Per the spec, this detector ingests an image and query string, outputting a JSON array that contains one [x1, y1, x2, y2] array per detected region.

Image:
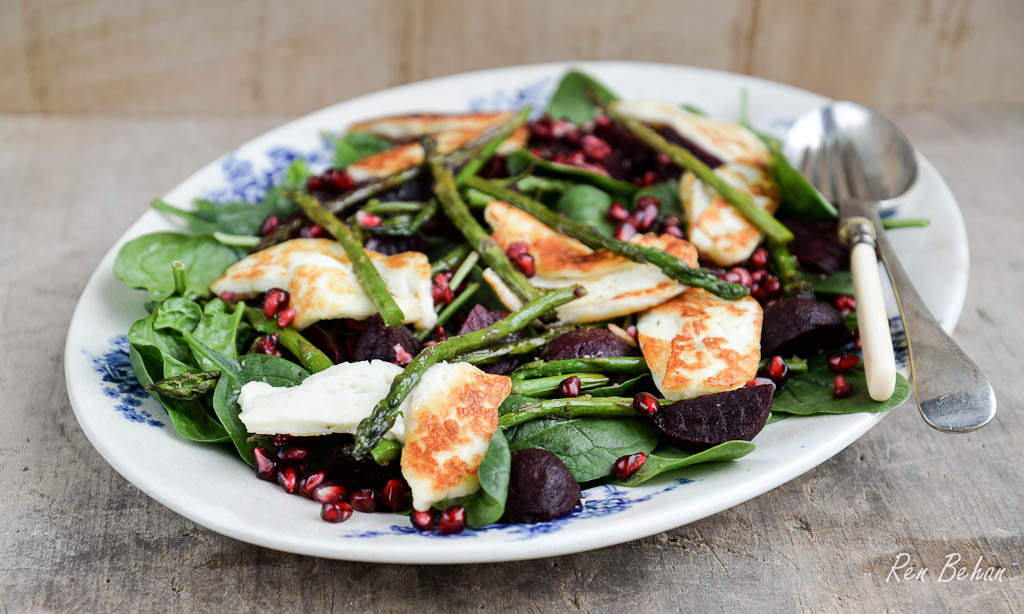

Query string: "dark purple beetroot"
[[501, 449, 581, 524], [350, 315, 422, 363], [363, 233, 429, 256], [652, 383, 775, 452], [761, 298, 853, 356], [457, 305, 521, 375], [301, 324, 346, 364], [539, 328, 637, 361], [783, 220, 848, 274], [326, 442, 403, 490]]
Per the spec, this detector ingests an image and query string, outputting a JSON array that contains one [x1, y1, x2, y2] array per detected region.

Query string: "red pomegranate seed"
[[393, 344, 413, 367], [612, 452, 647, 481], [438, 505, 467, 535], [625, 324, 637, 340], [515, 253, 536, 278], [325, 168, 355, 191], [761, 355, 789, 385], [725, 267, 753, 287], [252, 446, 277, 481], [551, 120, 577, 140], [656, 152, 671, 165], [566, 151, 587, 167], [313, 484, 347, 504], [636, 196, 661, 210], [834, 295, 857, 313], [606, 202, 630, 224], [381, 479, 407, 512], [642, 171, 657, 186], [746, 376, 776, 388], [639, 203, 659, 231], [350, 488, 377, 513], [751, 269, 768, 284], [276, 307, 296, 328], [306, 176, 324, 192], [827, 353, 861, 374], [321, 502, 354, 523], [833, 374, 853, 399], [255, 333, 282, 356], [431, 272, 453, 305], [277, 446, 309, 464], [581, 135, 612, 161], [411, 510, 436, 532], [271, 434, 292, 447], [614, 222, 637, 241], [763, 275, 782, 298], [356, 210, 382, 227], [259, 215, 280, 237], [219, 291, 239, 304], [299, 470, 327, 498], [559, 375, 582, 398], [277, 466, 299, 494], [751, 283, 767, 303], [663, 225, 683, 238], [506, 241, 529, 260], [749, 247, 770, 270], [299, 224, 325, 238], [594, 115, 612, 128], [263, 288, 289, 317], [632, 392, 660, 416]]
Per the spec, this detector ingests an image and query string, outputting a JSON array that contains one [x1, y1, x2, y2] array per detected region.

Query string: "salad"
[[113, 70, 915, 536]]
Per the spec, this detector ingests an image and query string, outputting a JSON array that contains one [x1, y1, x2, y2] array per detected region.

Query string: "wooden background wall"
[[3, 0, 1021, 115]]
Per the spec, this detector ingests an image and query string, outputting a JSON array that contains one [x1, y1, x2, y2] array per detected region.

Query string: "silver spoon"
[[784, 101, 996, 433]]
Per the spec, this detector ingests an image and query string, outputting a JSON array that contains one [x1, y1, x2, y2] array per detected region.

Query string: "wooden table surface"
[[1, 108, 1021, 612]]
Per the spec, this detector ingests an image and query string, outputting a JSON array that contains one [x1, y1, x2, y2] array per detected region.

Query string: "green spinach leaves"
[[612, 441, 756, 486], [546, 70, 620, 124], [114, 232, 241, 302], [772, 357, 911, 416]]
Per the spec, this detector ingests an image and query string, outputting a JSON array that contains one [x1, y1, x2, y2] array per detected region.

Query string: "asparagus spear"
[[244, 307, 334, 373], [293, 192, 406, 327], [463, 177, 749, 300], [415, 281, 481, 342], [455, 108, 529, 185], [498, 395, 658, 429], [356, 200, 437, 237], [429, 146, 541, 304], [511, 372, 609, 396], [511, 356, 649, 380], [146, 370, 221, 400], [767, 239, 814, 298], [603, 103, 794, 245], [430, 244, 472, 275], [457, 325, 577, 365], [352, 285, 584, 456]]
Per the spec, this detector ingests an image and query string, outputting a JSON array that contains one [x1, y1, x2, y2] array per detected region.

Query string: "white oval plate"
[[64, 61, 968, 564]]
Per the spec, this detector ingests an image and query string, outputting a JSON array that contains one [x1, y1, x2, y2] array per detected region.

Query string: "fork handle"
[[841, 218, 896, 400]]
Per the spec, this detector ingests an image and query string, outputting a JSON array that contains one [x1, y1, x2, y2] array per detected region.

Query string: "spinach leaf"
[[186, 333, 309, 464], [128, 312, 197, 378], [546, 70, 620, 124], [190, 299, 248, 369], [611, 441, 756, 486], [128, 345, 229, 442], [766, 412, 789, 424], [114, 232, 241, 302], [632, 180, 682, 216], [332, 131, 392, 169], [153, 297, 203, 333], [458, 431, 511, 527], [555, 184, 614, 236], [767, 141, 838, 221], [587, 374, 648, 397], [803, 270, 854, 296], [507, 417, 658, 482], [506, 149, 638, 197], [772, 357, 911, 415]]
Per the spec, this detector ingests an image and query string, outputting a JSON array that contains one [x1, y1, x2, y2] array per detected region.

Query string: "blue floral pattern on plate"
[[88, 335, 163, 428]]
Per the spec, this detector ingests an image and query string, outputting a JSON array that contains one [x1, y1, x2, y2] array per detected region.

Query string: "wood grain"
[[3, 0, 1023, 114], [0, 108, 1021, 611]]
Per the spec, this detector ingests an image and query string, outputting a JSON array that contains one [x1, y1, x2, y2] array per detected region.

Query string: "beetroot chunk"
[[784, 220, 848, 274], [502, 449, 581, 524], [653, 384, 775, 452], [539, 328, 637, 361], [350, 315, 422, 363], [458, 305, 521, 375], [761, 298, 852, 356]]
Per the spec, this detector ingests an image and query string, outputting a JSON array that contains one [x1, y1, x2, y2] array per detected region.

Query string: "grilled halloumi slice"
[[483, 201, 699, 323], [400, 362, 511, 511], [680, 162, 781, 266], [209, 238, 436, 330], [637, 288, 762, 401], [613, 100, 770, 166], [237, 360, 407, 440]]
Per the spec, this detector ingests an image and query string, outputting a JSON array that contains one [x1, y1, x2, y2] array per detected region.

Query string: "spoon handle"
[[857, 201, 997, 432]]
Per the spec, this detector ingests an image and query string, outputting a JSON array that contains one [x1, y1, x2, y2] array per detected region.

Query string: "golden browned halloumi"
[[680, 162, 781, 266], [613, 100, 770, 166], [483, 200, 698, 323], [209, 238, 435, 330], [349, 112, 516, 140], [400, 362, 511, 511], [636, 288, 763, 400]]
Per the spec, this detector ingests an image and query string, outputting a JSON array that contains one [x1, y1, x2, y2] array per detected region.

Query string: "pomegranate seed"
[[638, 204, 659, 231], [431, 272, 453, 304], [252, 447, 277, 481], [550, 120, 577, 140], [642, 171, 657, 186], [747, 376, 776, 388], [276, 307, 296, 328], [761, 355, 789, 385], [595, 115, 612, 128], [393, 344, 413, 367], [381, 479, 407, 512], [259, 215, 280, 237], [321, 502, 354, 523], [299, 224, 325, 238], [725, 267, 753, 287], [438, 505, 467, 535], [559, 375, 582, 398], [255, 333, 281, 356], [530, 117, 553, 139], [277, 446, 309, 464], [751, 283, 767, 303], [625, 324, 637, 339], [606, 202, 630, 224], [306, 176, 324, 192], [566, 151, 587, 167], [356, 210, 382, 227], [632, 392, 660, 416], [324, 168, 355, 191], [411, 510, 436, 532], [218, 291, 239, 304], [515, 253, 536, 278], [834, 295, 857, 313], [763, 275, 782, 298], [263, 288, 289, 318], [612, 452, 647, 481], [750, 247, 770, 270], [506, 241, 529, 259], [350, 488, 377, 513], [581, 135, 612, 161], [277, 466, 299, 494], [751, 269, 769, 284], [833, 374, 854, 399], [313, 484, 347, 504], [636, 196, 661, 210], [300, 471, 327, 498], [827, 353, 861, 374], [271, 434, 292, 447], [656, 152, 671, 165], [614, 222, 637, 241], [663, 225, 684, 238]]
